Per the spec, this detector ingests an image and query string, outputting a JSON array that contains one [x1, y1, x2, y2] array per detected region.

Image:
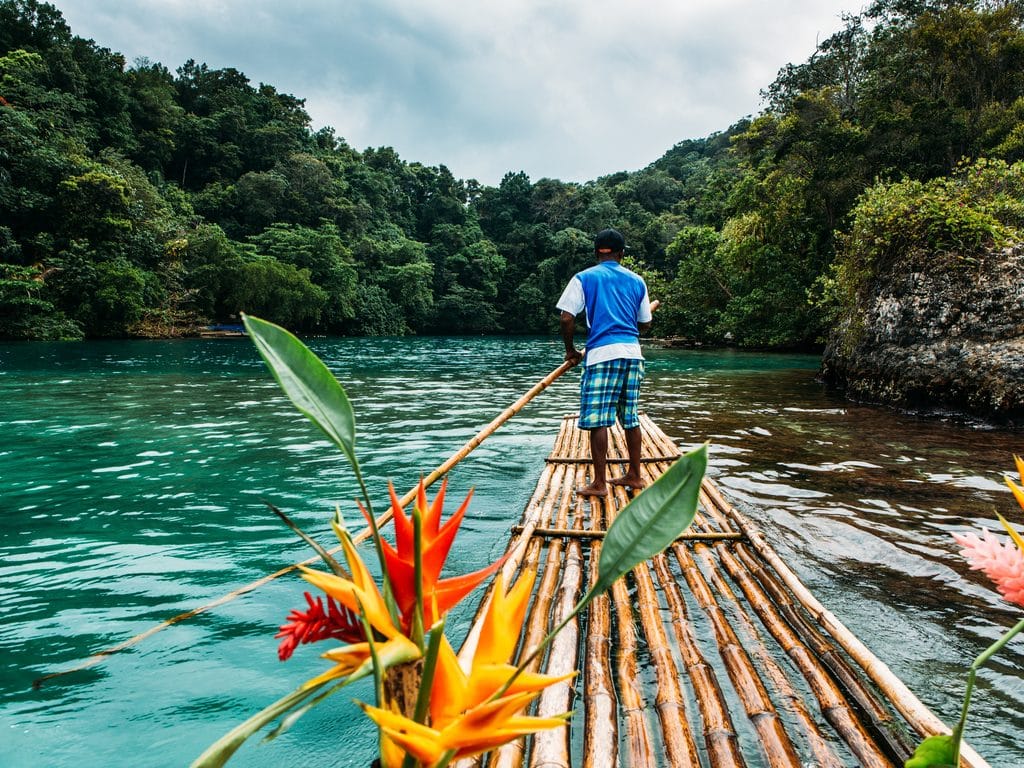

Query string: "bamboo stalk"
[[692, 543, 844, 768], [510, 526, 744, 542], [651, 553, 748, 768], [530, 504, 584, 768], [701, 481, 991, 768], [582, 538, 618, 768], [487, 457, 579, 768], [605, 503, 657, 767], [35, 363, 587, 687], [544, 456, 681, 464], [711, 543, 893, 768], [673, 543, 802, 767], [732, 544, 915, 762], [630, 552, 701, 768]]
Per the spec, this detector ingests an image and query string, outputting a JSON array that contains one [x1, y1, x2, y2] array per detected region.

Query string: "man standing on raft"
[[557, 228, 653, 498]]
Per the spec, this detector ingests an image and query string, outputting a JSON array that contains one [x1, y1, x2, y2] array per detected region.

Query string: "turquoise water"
[[1, 337, 1022, 766]]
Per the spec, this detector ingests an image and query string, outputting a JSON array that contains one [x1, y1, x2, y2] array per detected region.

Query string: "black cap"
[[594, 228, 625, 254]]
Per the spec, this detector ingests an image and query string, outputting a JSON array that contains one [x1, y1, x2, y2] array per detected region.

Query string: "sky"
[[55, 0, 862, 186]]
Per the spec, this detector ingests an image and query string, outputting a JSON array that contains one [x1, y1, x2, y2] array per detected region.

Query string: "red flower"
[[365, 478, 504, 629], [275, 591, 364, 661]]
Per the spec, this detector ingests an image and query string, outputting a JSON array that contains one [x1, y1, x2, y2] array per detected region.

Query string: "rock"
[[820, 244, 1024, 424]]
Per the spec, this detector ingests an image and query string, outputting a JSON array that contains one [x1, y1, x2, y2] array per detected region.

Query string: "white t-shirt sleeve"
[[556, 277, 585, 316], [637, 287, 652, 323]]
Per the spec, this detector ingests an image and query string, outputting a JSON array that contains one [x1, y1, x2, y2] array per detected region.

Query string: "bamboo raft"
[[454, 413, 990, 768]]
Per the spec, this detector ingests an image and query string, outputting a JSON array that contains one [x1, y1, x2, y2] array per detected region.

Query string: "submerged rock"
[[820, 244, 1024, 424]]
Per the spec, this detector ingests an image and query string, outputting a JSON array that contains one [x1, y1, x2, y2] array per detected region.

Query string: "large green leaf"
[[190, 680, 329, 768], [591, 443, 707, 596], [904, 734, 956, 768], [242, 314, 357, 467]]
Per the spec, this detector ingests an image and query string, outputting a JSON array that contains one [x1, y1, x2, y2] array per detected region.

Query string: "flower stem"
[[951, 617, 1024, 765], [412, 506, 426, 650], [351, 463, 400, 624]]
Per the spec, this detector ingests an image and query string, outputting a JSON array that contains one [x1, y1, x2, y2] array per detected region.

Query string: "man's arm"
[[561, 311, 582, 364]]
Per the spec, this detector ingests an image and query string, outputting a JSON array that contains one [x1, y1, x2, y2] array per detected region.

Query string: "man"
[[557, 228, 652, 497]]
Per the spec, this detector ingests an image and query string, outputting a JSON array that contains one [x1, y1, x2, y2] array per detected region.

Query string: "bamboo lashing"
[[511, 526, 744, 541]]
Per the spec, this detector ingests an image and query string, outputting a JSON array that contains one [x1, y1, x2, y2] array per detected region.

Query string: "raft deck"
[[457, 414, 988, 768]]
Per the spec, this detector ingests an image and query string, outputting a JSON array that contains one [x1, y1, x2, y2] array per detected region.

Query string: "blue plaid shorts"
[[579, 358, 645, 430]]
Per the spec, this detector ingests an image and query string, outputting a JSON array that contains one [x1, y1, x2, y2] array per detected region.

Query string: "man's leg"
[[609, 359, 646, 490], [577, 426, 608, 497], [610, 425, 645, 490]]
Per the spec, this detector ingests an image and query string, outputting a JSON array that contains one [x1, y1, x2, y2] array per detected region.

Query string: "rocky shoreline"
[[820, 244, 1024, 426]]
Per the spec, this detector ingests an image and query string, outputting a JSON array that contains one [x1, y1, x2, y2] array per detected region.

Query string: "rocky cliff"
[[820, 244, 1024, 424]]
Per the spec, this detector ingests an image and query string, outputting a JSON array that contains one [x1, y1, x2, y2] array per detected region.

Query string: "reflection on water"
[[1, 338, 1021, 767]]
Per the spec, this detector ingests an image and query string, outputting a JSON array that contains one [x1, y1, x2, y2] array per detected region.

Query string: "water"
[[1, 338, 1021, 767]]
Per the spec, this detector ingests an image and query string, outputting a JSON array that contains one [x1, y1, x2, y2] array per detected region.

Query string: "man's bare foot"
[[609, 475, 646, 490], [575, 482, 608, 498]]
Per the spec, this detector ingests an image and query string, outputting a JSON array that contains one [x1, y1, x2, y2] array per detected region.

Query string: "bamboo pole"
[[530, 494, 585, 768], [488, 464, 576, 768], [35, 358, 589, 688], [605, 510, 657, 766], [510, 526, 744, 542], [692, 543, 844, 768], [672, 542, 802, 767], [629, 548, 701, 768], [582, 527, 618, 768], [732, 544, 915, 762], [651, 553, 747, 768], [702, 481, 991, 768], [711, 543, 893, 768], [457, 421, 576, 670]]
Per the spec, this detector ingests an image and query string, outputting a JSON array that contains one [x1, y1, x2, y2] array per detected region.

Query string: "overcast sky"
[[56, 1, 862, 186]]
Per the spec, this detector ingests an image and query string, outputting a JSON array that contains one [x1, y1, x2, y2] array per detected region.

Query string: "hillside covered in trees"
[[2, 0, 1024, 346]]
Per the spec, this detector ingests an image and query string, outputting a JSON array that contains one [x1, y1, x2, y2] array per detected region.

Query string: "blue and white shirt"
[[556, 261, 652, 366]]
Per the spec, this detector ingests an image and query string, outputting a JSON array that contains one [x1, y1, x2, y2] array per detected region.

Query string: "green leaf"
[[591, 443, 707, 596], [266, 502, 348, 578], [242, 314, 357, 468], [190, 680, 330, 768], [904, 734, 956, 768]]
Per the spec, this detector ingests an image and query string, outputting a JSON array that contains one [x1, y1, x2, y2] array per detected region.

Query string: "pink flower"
[[953, 529, 1024, 608], [275, 591, 365, 661]]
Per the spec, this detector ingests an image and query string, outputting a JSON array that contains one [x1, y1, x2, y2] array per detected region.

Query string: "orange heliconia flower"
[[299, 527, 420, 687], [365, 478, 504, 629], [364, 569, 573, 767]]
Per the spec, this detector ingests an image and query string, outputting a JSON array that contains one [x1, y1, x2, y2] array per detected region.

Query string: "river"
[[1, 337, 1021, 767]]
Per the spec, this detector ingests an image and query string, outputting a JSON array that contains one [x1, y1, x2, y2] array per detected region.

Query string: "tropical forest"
[[3, 0, 1024, 348]]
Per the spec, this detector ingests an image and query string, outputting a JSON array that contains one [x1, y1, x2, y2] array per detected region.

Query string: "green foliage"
[[222, 256, 326, 329], [819, 156, 1024, 353], [249, 222, 358, 329], [0, 261, 80, 338], [3, 0, 1024, 345], [904, 734, 955, 768], [243, 314, 356, 463]]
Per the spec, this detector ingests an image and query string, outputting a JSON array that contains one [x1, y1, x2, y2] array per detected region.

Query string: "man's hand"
[[565, 347, 583, 365]]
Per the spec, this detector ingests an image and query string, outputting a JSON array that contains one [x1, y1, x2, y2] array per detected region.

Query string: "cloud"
[[56, 0, 859, 185]]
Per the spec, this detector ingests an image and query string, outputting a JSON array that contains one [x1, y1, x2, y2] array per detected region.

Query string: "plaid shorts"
[[579, 358, 645, 430]]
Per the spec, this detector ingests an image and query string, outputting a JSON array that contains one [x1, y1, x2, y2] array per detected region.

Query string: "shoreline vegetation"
[[3, 0, 1024, 420]]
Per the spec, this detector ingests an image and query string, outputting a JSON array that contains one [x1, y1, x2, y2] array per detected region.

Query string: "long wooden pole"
[[35, 301, 660, 687], [32, 342, 587, 687]]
